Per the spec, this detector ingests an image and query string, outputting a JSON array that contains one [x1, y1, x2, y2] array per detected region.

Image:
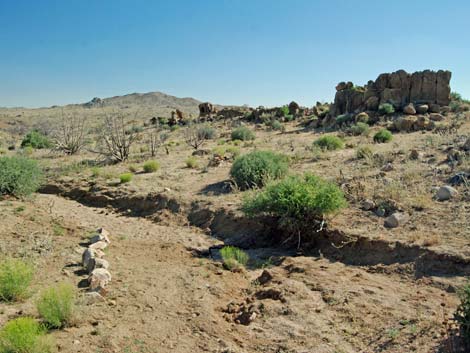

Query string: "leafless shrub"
[[97, 113, 139, 162], [184, 123, 206, 150], [53, 113, 87, 155], [147, 126, 169, 157]]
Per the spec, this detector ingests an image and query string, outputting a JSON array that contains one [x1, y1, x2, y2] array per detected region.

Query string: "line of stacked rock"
[[81, 228, 111, 301], [329, 70, 451, 117]]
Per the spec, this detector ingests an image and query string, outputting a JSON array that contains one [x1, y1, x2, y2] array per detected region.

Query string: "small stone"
[[361, 199, 376, 211], [88, 268, 112, 292], [403, 103, 416, 115], [256, 270, 273, 285], [384, 212, 409, 228], [381, 163, 394, 172], [84, 291, 105, 304], [436, 185, 458, 201], [409, 149, 422, 160]]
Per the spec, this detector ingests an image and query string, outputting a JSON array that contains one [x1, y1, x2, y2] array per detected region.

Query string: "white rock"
[[384, 212, 409, 228], [437, 185, 458, 201], [88, 268, 112, 291], [86, 257, 109, 274], [89, 241, 108, 251]]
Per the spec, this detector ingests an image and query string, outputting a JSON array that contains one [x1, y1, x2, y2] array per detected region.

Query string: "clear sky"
[[1, 0, 469, 108]]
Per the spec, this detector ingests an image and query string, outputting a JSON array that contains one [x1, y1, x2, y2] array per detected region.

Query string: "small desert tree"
[[184, 123, 206, 150], [53, 113, 87, 155], [98, 114, 138, 162]]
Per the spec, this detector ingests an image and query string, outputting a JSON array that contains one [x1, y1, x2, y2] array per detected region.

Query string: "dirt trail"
[[3, 194, 460, 353]]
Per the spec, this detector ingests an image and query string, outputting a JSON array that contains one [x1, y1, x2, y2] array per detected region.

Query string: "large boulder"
[[199, 102, 215, 116], [394, 116, 417, 132], [403, 103, 416, 115]]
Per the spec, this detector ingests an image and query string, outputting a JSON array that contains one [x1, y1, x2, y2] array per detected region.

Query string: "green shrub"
[[335, 114, 352, 126], [220, 246, 249, 270], [313, 135, 344, 151], [373, 129, 393, 143], [231, 126, 255, 141], [279, 105, 289, 117], [242, 173, 347, 228], [284, 114, 294, 122], [21, 131, 51, 149], [128, 164, 138, 173], [197, 126, 216, 140], [0, 157, 43, 197], [455, 284, 470, 344], [21, 146, 34, 156], [36, 282, 76, 328], [90, 167, 101, 178], [350, 122, 370, 136], [185, 156, 199, 169], [230, 151, 289, 189], [0, 258, 33, 302], [119, 173, 133, 183], [378, 103, 395, 115], [0, 317, 53, 353], [269, 120, 284, 132], [143, 160, 160, 173], [356, 145, 374, 160]]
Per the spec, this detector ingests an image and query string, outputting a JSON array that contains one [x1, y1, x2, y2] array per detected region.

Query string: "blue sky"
[[1, 0, 469, 108]]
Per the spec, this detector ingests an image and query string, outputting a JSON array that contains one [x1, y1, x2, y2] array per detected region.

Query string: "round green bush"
[[0, 317, 53, 353], [231, 126, 255, 141], [36, 282, 76, 328], [0, 258, 34, 302], [119, 173, 133, 183], [230, 151, 289, 189], [356, 145, 374, 160], [0, 157, 43, 197], [143, 160, 160, 173], [378, 103, 395, 115], [197, 126, 217, 140], [242, 173, 347, 222], [373, 129, 393, 143], [21, 131, 51, 149], [349, 122, 370, 136], [313, 135, 344, 151]]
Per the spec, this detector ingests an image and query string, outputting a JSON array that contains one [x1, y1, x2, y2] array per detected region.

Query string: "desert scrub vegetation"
[[349, 122, 370, 136], [185, 156, 199, 169], [220, 246, 249, 271], [378, 103, 395, 115], [242, 173, 347, 235], [373, 129, 393, 143], [231, 126, 255, 141], [356, 145, 374, 160], [0, 157, 43, 197], [313, 135, 344, 151], [197, 126, 217, 140], [0, 258, 34, 302], [0, 317, 53, 353], [119, 172, 133, 184], [21, 130, 52, 149], [455, 284, 470, 344], [143, 160, 160, 173], [230, 150, 289, 189], [36, 282, 76, 328], [52, 113, 87, 155], [98, 114, 138, 162]]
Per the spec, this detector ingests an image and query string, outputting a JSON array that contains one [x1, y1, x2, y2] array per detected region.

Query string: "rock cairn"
[[81, 228, 112, 302]]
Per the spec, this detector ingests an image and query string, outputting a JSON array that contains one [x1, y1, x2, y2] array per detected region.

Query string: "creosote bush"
[[242, 173, 347, 233], [0, 258, 34, 302], [197, 126, 217, 140], [231, 126, 255, 141], [373, 129, 393, 143], [230, 151, 289, 189], [143, 160, 160, 173], [36, 282, 76, 329], [0, 157, 43, 197], [0, 317, 53, 353], [21, 130, 52, 149], [185, 156, 199, 169], [313, 135, 344, 151], [119, 173, 133, 184], [349, 122, 370, 136], [220, 246, 249, 271], [378, 103, 395, 115]]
